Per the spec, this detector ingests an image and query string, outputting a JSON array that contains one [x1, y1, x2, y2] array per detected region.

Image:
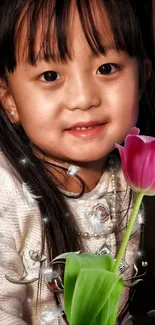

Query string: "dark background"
[[130, 196, 155, 325], [125, 1, 155, 324]]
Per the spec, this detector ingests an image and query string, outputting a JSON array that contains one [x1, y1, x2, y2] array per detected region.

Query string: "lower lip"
[[65, 124, 106, 138]]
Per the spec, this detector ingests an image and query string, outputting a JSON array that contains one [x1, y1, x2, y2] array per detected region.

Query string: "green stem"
[[113, 192, 144, 274]]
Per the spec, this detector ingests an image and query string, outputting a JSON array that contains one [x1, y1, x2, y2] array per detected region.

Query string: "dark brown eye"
[[97, 63, 117, 75], [42, 71, 60, 82]]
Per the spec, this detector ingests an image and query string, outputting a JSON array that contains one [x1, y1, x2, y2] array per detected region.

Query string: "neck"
[[45, 157, 108, 193]]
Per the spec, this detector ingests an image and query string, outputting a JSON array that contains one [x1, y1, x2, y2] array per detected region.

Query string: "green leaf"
[[64, 252, 114, 321], [64, 252, 124, 325], [70, 268, 123, 325], [96, 276, 123, 325]]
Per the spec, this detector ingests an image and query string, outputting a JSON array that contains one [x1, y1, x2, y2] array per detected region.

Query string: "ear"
[[139, 59, 152, 98], [0, 79, 20, 124]]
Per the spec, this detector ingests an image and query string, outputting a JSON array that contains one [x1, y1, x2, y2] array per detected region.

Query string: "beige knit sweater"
[[0, 153, 140, 325]]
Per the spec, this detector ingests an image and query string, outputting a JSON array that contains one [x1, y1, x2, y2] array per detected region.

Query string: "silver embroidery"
[[5, 250, 46, 284]]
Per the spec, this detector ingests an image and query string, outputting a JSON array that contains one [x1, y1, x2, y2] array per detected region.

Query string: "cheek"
[[112, 76, 139, 119], [124, 83, 139, 122], [16, 102, 61, 145], [12, 91, 58, 128]]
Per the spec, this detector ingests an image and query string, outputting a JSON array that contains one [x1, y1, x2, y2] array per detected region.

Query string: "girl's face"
[[5, 11, 139, 165]]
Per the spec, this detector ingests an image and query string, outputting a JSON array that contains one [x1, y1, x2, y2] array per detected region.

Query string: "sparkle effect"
[[22, 182, 41, 205], [67, 165, 80, 176], [40, 307, 63, 324], [42, 216, 49, 224], [19, 157, 29, 165]]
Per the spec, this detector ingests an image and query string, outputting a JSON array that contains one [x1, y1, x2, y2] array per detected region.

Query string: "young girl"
[[0, 0, 154, 324]]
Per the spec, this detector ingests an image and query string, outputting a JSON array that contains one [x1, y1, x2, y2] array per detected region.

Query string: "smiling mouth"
[[65, 122, 106, 138], [68, 121, 103, 130], [70, 125, 101, 131]]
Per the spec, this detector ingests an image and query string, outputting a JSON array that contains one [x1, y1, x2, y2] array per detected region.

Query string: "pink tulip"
[[115, 127, 155, 195]]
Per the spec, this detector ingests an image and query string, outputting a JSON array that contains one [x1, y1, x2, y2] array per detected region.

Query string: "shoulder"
[[0, 152, 41, 243], [0, 152, 39, 207], [0, 152, 28, 214], [0, 152, 21, 198]]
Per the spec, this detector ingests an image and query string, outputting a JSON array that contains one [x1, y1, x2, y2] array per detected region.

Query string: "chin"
[[71, 147, 114, 162], [68, 153, 107, 164]]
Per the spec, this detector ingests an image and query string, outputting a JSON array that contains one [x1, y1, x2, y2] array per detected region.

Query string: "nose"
[[64, 74, 101, 111]]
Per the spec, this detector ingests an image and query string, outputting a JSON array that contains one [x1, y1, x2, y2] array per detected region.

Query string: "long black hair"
[[0, 0, 155, 284]]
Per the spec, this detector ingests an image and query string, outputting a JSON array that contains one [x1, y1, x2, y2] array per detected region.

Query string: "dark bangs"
[[0, 0, 146, 75]]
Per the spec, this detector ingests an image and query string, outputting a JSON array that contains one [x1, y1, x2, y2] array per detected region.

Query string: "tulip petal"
[[115, 128, 140, 187], [115, 143, 132, 187], [116, 129, 155, 195], [136, 135, 155, 143], [124, 136, 148, 190], [141, 140, 155, 193], [122, 135, 155, 193], [128, 127, 140, 136]]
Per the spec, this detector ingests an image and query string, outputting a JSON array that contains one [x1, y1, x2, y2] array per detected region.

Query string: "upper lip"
[[67, 121, 102, 129]]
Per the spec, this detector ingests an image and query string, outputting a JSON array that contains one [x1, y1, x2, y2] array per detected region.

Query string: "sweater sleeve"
[[0, 158, 28, 324], [0, 219, 27, 324]]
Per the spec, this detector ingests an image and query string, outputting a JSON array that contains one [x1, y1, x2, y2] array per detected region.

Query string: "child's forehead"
[[0, 0, 146, 75], [15, 1, 115, 64]]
